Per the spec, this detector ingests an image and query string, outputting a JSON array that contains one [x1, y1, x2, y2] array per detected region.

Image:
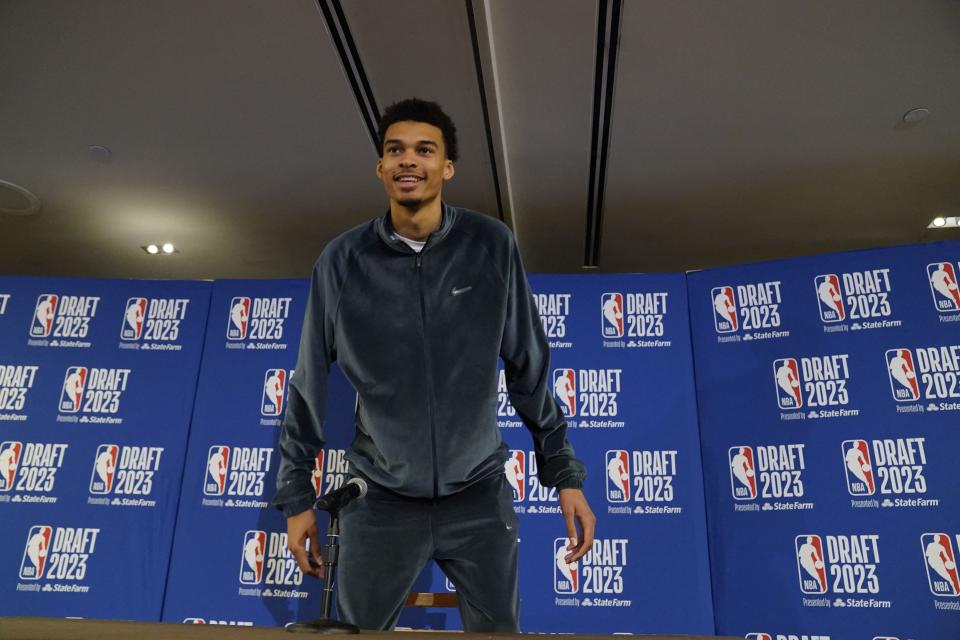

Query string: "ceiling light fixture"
[[897, 107, 931, 130], [141, 243, 179, 255], [928, 216, 959, 229], [87, 145, 112, 163], [0, 179, 42, 216], [902, 107, 930, 125]]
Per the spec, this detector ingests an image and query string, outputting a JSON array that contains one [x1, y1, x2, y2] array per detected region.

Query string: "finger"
[[291, 545, 318, 578], [563, 510, 578, 551], [308, 533, 325, 579], [309, 528, 323, 566], [567, 513, 596, 563], [565, 531, 584, 563]]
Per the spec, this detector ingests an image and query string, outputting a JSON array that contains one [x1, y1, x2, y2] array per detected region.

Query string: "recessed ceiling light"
[[143, 243, 180, 255], [897, 107, 931, 130], [902, 107, 930, 125], [87, 145, 112, 163], [928, 216, 959, 229], [0, 179, 42, 216]]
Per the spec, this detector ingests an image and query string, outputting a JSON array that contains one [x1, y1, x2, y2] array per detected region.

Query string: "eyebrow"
[[384, 139, 439, 147]]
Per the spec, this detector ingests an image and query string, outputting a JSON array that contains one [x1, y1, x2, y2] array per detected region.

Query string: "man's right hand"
[[287, 509, 324, 579]]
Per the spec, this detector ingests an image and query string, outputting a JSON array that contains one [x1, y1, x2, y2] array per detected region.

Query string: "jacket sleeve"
[[499, 236, 586, 490], [272, 258, 337, 517]]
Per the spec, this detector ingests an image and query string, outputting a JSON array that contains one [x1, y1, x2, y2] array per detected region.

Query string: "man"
[[273, 98, 594, 631], [775, 360, 801, 407], [729, 447, 755, 496], [925, 534, 960, 594], [797, 536, 825, 591]]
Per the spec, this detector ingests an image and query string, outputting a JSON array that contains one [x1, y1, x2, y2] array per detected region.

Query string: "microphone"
[[315, 477, 367, 513]]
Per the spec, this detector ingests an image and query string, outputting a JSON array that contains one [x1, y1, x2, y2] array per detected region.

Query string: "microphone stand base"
[[286, 618, 360, 634]]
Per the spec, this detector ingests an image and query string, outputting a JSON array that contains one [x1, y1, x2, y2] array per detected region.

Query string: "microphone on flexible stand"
[[287, 478, 368, 635], [315, 478, 367, 513]]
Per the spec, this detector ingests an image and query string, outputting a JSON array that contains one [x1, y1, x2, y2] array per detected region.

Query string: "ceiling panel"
[[0, 0, 380, 279], [484, 0, 598, 272], [341, 0, 500, 221], [601, 0, 960, 272], [0, 1, 957, 279]]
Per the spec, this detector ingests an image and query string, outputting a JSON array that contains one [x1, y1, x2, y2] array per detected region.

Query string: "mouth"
[[394, 174, 424, 187]]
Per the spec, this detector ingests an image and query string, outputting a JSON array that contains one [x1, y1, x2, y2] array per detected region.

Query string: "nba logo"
[[815, 274, 845, 322], [928, 262, 960, 312], [553, 537, 579, 594], [921, 533, 960, 596], [605, 450, 631, 502], [601, 293, 624, 337], [841, 440, 875, 496], [121, 297, 147, 340], [0, 441, 22, 492], [552, 369, 577, 417], [885, 348, 920, 402], [504, 450, 525, 501], [745, 635, 772, 640], [795, 534, 827, 594], [311, 451, 325, 496], [19, 525, 52, 580], [262, 369, 287, 416], [30, 294, 59, 337], [711, 286, 738, 333], [59, 366, 88, 413], [728, 446, 757, 500], [773, 358, 803, 409], [227, 297, 251, 340], [183, 619, 206, 624], [89, 444, 119, 494], [240, 530, 266, 584], [205, 446, 230, 496]]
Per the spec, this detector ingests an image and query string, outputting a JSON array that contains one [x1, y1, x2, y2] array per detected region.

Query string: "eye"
[[418, 147, 434, 155]]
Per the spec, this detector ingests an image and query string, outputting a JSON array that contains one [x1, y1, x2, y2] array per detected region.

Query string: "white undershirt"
[[392, 233, 426, 253]]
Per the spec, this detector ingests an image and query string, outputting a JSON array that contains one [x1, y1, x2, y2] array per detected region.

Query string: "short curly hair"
[[378, 98, 459, 163]]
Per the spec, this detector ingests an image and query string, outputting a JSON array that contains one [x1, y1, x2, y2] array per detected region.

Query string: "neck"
[[389, 198, 443, 241]]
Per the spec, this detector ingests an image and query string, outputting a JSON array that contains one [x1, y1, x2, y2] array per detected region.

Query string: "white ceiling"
[[0, 0, 958, 279]]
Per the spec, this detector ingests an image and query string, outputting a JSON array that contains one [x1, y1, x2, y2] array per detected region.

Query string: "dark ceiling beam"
[[316, 0, 381, 151], [583, 0, 623, 268], [466, 0, 505, 224]]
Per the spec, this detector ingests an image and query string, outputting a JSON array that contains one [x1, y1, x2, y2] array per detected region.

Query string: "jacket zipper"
[[415, 252, 440, 498]]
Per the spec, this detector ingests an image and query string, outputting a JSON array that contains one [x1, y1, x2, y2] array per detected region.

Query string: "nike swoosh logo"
[[451, 286, 473, 296]]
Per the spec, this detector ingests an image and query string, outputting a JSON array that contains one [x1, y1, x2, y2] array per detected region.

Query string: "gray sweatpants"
[[336, 473, 520, 631]]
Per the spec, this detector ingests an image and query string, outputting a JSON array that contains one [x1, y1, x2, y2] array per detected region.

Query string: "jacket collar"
[[376, 203, 457, 253]]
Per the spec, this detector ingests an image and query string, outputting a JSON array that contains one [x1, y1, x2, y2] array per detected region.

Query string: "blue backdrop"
[[688, 241, 960, 640], [0, 276, 210, 620], [1, 239, 957, 639]]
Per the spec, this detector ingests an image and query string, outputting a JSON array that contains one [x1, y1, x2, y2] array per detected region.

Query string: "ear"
[[443, 159, 455, 181], [376, 158, 383, 180]]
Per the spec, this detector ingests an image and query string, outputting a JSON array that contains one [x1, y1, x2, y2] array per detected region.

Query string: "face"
[[376, 120, 455, 210]]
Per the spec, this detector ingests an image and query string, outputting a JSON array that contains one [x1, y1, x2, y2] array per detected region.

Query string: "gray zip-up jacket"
[[273, 205, 585, 517]]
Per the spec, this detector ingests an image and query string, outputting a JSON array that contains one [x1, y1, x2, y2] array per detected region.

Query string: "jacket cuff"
[[277, 495, 316, 518], [272, 480, 317, 517], [554, 477, 584, 490]]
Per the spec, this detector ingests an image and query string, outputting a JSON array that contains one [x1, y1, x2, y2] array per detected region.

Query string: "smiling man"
[[273, 98, 594, 632]]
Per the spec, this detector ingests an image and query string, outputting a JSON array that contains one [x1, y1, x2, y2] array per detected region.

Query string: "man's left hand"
[[558, 488, 596, 563]]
